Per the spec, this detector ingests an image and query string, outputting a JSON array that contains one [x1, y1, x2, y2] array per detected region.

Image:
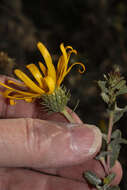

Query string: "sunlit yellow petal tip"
[[71, 49, 77, 55], [60, 43, 68, 61], [65, 46, 77, 55], [65, 45, 73, 50], [77, 62, 86, 73], [37, 42, 56, 83], [37, 42, 44, 49]]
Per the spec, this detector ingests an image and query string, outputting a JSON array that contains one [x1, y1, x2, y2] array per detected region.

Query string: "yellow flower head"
[[0, 42, 85, 105]]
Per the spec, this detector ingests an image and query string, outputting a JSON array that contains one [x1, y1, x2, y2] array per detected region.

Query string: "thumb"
[[0, 118, 102, 168]]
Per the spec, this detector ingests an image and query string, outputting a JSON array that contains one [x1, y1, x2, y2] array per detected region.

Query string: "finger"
[[0, 118, 101, 168], [54, 160, 122, 185], [0, 75, 82, 123], [35, 159, 122, 186], [0, 168, 90, 190]]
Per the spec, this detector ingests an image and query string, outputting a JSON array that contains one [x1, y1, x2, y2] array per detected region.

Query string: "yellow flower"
[[0, 42, 85, 105]]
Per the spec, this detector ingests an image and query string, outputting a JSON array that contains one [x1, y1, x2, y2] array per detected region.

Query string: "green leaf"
[[116, 87, 127, 96], [98, 81, 108, 93], [97, 80, 109, 104], [101, 92, 109, 104], [83, 171, 102, 186], [113, 138, 127, 144], [111, 130, 121, 139], [107, 185, 120, 190], [108, 140, 121, 168], [96, 151, 111, 161], [113, 105, 127, 124], [114, 80, 126, 90], [103, 173, 116, 185]]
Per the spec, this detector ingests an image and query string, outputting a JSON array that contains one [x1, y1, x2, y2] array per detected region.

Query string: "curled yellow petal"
[[65, 46, 73, 50], [26, 64, 43, 87], [66, 50, 78, 72], [14, 69, 45, 94], [57, 62, 85, 86], [37, 42, 56, 83], [67, 49, 77, 61], [66, 62, 86, 76], [56, 43, 69, 85]]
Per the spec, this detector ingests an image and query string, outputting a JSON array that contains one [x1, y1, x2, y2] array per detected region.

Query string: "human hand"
[[0, 75, 122, 189]]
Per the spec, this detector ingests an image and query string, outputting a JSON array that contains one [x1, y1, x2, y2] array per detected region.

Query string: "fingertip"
[[111, 161, 123, 185], [87, 125, 102, 157], [70, 124, 102, 161]]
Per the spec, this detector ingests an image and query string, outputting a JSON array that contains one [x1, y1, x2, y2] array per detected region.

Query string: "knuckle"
[[24, 118, 46, 157]]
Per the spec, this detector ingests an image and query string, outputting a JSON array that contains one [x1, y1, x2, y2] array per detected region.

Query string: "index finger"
[[0, 75, 82, 123]]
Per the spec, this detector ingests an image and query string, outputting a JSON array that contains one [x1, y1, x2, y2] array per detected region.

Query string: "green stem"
[[61, 109, 75, 123]]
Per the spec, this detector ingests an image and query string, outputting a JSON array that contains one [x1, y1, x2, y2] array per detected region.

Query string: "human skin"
[[0, 75, 122, 190]]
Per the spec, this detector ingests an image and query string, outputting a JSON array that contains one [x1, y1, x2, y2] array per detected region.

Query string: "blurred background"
[[0, 0, 127, 188]]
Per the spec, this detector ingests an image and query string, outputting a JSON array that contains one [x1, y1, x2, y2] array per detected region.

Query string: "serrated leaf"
[[83, 171, 102, 186], [111, 130, 121, 139], [103, 173, 116, 185]]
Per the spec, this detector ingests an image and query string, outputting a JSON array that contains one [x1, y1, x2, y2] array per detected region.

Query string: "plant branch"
[[107, 111, 114, 144], [107, 111, 114, 172]]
